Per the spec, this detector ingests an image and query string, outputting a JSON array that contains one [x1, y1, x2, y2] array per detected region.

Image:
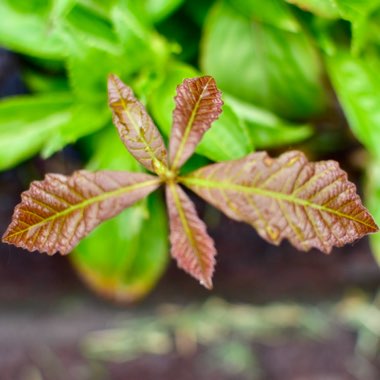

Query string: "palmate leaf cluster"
[[2, 76, 378, 291], [1, 0, 380, 299]]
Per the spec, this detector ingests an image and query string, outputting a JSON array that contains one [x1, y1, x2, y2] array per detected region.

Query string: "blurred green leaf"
[[49, 0, 77, 21], [111, 1, 171, 70], [76, 0, 115, 19], [73, 192, 168, 302], [0, 92, 111, 166], [23, 68, 70, 94], [85, 126, 140, 172], [201, 1, 327, 119], [196, 103, 253, 161], [0, 94, 74, 170], [350, 8, 380, 55], [149, 61, 253, 161], [333, 0, 380, 20], [306, 0, 380, 55], [326, 51, 380, 159], [227, 0, 301, 32], [326, 0, 380, 55], [0, 0, 67, 59], [225, 95, 313, 149], [285, 0, 340, 18], [41, 102, 111, 158], [71, 128, 169, 302], [65, 3, 120, 54], [130, 0, 184, 23], [65, 43, 128, 102]]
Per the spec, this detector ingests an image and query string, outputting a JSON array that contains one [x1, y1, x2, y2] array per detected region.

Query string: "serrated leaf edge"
[[2, 177, 161, 242]]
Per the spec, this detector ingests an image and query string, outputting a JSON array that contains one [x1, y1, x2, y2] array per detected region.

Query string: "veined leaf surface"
[[181, 151, 378, 253], [169, 76, 223, 170], [70, 128, 169, 302], [148, 62, 252, 162], [108, 74, 168, 174], [166, 183, 216, 289], [2, 171, 160, 255]]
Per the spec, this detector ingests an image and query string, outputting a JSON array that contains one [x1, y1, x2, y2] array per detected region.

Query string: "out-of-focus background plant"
[[0, 1, 379, 379]]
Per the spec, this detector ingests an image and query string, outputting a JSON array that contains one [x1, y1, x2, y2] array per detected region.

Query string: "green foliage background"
[[1, 0, 380, 300]]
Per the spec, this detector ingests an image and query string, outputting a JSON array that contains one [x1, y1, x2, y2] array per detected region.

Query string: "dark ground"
[[0, 49, 379, 380]]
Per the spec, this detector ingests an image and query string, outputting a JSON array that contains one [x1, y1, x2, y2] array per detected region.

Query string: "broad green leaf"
[[2, 170, 160, 254], [366, 160, 380, 265], [349, 8, 380, 55], [76, 0, 114, 19], [285, 0, 340, 18], [332, 0, 380, 20], [111, 1, 151, 44], [0, 94, 74, 170], [122, 0, 184, 23], [72, 192, 168, 302], [225, 95, 313, 149], [166, 183, 216, 289], [181, 151, 378, 253], [108, 75, 168, 174], [23, 68, 70, 94], [85, 126, 141, 172], [326, 51, 380, 159], [111, 1, 171, 70], [65, 3, 120, 54], [41, 102, 111, 158], [65, 42, 129, 102], [0, 0, 67, 59], [226, 0, 301, 32], [196, 103, 253, 161], [49, 0, 77, 21], [146, 0, 184, 21], [201, 1, 327, 119], [148, 62, 253, 162], [328, 0, 380, 54], [169, 76, 223, 169]]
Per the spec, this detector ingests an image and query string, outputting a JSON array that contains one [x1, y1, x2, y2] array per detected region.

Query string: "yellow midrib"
[[180, 176, 376, 230], [171, 78, 212, 169], [113, 79, 164, 170], [6, 179, 161, 239], [169, 183, 208, 282]]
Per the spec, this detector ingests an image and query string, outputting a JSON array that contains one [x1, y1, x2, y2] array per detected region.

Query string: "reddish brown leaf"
[[166, 183, 216, 289], [108, 74, 168, 175], [169, 76, 223, 170], [2, 171, 160, 255], [181, 151, 378, 253]]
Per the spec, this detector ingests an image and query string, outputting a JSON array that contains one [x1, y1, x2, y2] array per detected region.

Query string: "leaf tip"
[[107, 74, 125, 101], [1, 231, 11, 245], [107, 73, 120, 85], [200, 276, 213, 290]]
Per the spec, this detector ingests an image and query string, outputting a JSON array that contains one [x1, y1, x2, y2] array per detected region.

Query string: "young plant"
[[2, 76, 379, 289]]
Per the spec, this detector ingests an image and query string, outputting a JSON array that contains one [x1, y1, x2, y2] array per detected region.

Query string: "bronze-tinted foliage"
[[180, 151, 378, 253], [169, 76, 223, 169], [2, 75, 378, 290], [2, 171, 159, 254], [108, 74, 168, 174], [166, 183, 216, 289]]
